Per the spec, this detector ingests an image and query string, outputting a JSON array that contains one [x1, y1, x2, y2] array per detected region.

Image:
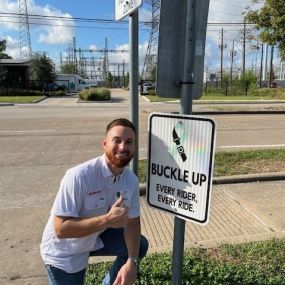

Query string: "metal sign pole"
[[171, 0, 196, 284], [129, 10, 139, 175]]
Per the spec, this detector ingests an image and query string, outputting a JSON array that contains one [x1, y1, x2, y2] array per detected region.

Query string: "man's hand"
[[113, 259, 137, 285], [107, 195, 129, 228]]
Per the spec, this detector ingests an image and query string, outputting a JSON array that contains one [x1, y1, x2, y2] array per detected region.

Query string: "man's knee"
[[139, 235, 149, 258]]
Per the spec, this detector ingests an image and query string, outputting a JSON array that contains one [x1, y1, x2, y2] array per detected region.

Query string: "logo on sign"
[[119, 0, 134, 14], [169, 121, 188, 162]]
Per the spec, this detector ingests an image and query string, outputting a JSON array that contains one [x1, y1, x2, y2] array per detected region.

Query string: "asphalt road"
[[0, 89, 285, 284], [1, 91, 285, 209]]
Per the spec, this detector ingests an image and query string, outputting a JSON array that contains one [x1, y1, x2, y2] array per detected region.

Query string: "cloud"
[[4, 35, 20, 58], [208, 0, 248, 23], [139, 7, 152, 22], [0, 0, 18, 30], [206, 0, 262, 69], [0, 0, 74, 47]]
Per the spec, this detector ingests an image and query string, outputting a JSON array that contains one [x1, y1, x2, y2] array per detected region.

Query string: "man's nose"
[[118, 141, 128, 150]]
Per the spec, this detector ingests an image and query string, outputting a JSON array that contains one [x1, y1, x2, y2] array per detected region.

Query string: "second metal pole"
[[129, 11, 139, 176], [171, 0, 196, 284]]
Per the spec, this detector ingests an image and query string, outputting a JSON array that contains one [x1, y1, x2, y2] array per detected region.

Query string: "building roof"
[[0, 59, 31, 66]]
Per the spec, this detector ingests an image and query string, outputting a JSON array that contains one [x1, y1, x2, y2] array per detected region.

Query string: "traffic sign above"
[[147, 113, 216, 224], [156, 0, 209, 98], [115, 0, 142, 21]]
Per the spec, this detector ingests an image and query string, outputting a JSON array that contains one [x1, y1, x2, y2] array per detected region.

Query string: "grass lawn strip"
[[0, 96, 43, 103], [138, 149, 285, 183], [85, 239, 285, 284]]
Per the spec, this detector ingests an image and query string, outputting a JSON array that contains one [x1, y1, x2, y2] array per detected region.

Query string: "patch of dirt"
[[235, 159, 285, 174]]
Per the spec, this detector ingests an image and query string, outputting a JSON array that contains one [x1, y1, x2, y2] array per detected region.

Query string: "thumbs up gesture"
[[107, 195, 129, 228]]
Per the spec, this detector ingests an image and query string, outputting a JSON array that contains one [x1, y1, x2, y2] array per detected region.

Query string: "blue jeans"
[[45, 265, 86, 285], [45, 228, 149, 285]]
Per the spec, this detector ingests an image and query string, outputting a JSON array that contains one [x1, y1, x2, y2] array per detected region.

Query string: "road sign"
[[115, 0, 142, 21], [147, 113, 216, 224], [156, 0, 209, 98]]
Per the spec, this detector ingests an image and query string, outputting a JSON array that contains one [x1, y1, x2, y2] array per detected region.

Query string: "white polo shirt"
[[40, 155, 140, 273]]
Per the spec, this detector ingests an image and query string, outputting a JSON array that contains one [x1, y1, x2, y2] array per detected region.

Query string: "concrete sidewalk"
[[141, 180, 285, 254], [1, 178, 284, 285]]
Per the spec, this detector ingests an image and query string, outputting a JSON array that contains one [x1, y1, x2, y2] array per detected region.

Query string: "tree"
[[239, 70, 258, 96], [244, 0, 285, 60], [0, 40, 12, 59], [150, 65, 156, 81], [0, 40, 11, 84], [30, 52, 56, 88], [61, 62, 77, 74], [107, 72, 113, 87]]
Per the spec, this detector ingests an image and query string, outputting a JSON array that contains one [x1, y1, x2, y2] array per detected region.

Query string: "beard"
[[105, 149, 133, 168]]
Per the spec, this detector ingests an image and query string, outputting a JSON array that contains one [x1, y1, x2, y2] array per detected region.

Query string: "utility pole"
[[259, 43, 264, 87], [19, 0, 32, 60], [263, 44, 268, 80], [60, 52, 63, 71], [123, 60, 125, 88], [219, 28, 225, 82], [269, 45, 274, 87], [242, 22, 246, 75], [237, 21, 251, 76], [103, 37, 109, 82], [141, 0, 160, 80], [73, 36, 77, 72], [230, 39, 235, 83]]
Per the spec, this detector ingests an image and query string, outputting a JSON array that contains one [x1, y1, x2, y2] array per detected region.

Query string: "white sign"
[[147, 113, 216, 224], [115, 0, 142, 21]]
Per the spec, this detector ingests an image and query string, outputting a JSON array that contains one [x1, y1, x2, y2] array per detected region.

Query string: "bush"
[[147, 89, 156, 95], [79, 87, 111, 101], [53, 90, 66, 96]]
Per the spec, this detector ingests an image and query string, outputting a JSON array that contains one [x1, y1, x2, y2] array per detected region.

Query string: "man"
[[40, 118, 148, 285]]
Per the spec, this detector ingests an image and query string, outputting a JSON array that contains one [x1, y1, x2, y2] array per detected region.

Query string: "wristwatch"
[[128, 257, 139, 266]]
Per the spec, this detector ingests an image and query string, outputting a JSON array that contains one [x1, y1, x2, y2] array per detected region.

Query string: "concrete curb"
[[32, 96, 47, 103], [0, 103, 14, 106], [193, 110, 285, 115], [213, 172, 285, 184], [139, 172, 285, 196], [194, 99, 285, 105]]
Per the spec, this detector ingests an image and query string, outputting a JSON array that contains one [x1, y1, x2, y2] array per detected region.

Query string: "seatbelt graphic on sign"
[[170, 121, 187, 162]]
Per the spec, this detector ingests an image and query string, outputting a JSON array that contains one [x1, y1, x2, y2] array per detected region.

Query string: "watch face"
[[129, 257, 138, 265]]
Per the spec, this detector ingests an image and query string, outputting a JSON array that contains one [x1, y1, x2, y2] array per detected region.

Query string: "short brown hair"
[[106, 118, 136, 135]]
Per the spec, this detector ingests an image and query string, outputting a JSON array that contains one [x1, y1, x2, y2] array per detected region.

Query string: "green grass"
[[0, 96, 43, 103], [138, 149, 285, 183], [145, 94, 280, 102], [85, 239, 285, 285], [200, 94, 285, 101], [145, 88, 285, 102], [145, 94, 178, 102]]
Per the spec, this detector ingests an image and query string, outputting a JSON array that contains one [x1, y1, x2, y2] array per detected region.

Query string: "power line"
[[0, 12, 255, 26], [0, 19, 147, 30]]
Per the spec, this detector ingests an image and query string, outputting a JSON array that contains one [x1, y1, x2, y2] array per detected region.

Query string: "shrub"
[[53, 90, 66, 96], [79, 87, 110, 101], [147, 89, 156, 95]]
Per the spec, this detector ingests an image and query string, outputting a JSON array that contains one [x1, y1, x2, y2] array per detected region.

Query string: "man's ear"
[[101, 138, 107, 149]]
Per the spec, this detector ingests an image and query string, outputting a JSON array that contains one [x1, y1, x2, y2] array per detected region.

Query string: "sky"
[[0, 0, 267, 76]]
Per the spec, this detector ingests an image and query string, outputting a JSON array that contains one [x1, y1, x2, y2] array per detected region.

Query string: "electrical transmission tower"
[[18, 0, 32, 59], [141, 0, 160, 80]]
